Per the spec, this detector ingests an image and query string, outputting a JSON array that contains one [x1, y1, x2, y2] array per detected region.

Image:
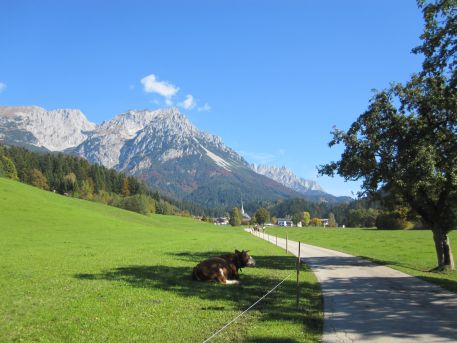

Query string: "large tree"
[[255, 207, 271, 226], [229, 207, 242, 227], [292, 211, 304, 226], [302, 211, 311, 226], [319, 0, 457, 270]]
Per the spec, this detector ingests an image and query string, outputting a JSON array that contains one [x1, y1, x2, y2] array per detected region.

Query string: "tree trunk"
[[433, 230, 455, 271]]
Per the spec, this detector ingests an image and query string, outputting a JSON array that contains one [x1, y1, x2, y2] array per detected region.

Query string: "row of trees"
[[227, 200, 426, 230], [229, 207, 272, 226], [228, 206, 339, 227]]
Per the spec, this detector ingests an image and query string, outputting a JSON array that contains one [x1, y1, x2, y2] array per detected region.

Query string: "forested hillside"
[[0, 144, 200, 216]]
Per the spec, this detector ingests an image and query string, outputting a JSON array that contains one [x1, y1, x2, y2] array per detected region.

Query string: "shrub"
[[375, 208, 413, 230], [30, 169, 49, 190], [0, 155, 18, 180], [116, 194, 152, 215]]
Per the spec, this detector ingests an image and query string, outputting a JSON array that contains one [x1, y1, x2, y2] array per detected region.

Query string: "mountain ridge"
[[250, 163, 353, 203], [0, 105, 351, 209]]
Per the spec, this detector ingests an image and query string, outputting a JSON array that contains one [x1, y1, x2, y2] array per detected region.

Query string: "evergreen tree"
[[121, 177, 130, 196]]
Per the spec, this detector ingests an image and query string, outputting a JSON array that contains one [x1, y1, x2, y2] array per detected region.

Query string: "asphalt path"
[[249, 230, 457, 343]]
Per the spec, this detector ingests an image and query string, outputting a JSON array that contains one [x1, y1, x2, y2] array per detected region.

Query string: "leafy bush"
[[115, 194, 156, 215], [0, 155, 18, 180], [375, 208, 413, 230]]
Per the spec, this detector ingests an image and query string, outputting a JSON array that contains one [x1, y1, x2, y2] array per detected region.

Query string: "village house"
[[277, 218, 293, 227]]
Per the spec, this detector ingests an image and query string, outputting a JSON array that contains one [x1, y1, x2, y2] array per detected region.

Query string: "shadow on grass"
[[246, 338, 300, 343], [75, 252, 322, 338], [171, 251, 298, 271]]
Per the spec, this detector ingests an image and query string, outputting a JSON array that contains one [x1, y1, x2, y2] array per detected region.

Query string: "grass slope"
[[0, 178, 322, 342], [266, 227, 457, 292]]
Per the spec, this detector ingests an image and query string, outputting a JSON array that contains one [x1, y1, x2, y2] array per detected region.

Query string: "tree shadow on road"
[[352, 255, 457, 293], [302, 255, 457, 341]]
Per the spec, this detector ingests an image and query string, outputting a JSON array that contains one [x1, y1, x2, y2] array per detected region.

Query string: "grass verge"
[[0, 178, 322, 342], [265, 227, 457, 293]]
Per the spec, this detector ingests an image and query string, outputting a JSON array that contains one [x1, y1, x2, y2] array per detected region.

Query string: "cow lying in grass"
[[192, 250, 256, 284]]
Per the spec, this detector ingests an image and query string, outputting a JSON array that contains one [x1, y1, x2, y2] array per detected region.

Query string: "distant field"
[[265, 227, 457, 292], [0, 178, 322, 342]]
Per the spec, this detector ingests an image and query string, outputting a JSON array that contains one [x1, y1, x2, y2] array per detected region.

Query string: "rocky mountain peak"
[[0, 105, 95, 151], [250, 163, 324, 193]]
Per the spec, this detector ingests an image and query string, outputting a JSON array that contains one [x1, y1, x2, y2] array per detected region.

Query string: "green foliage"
[[155, 199, 175, 215], [0, 155, 18, 180], [413, 0, 457, 87], [328, 213, 337, 227], [254, 207, 270, 225], [179, 210, 191, 217], [318, 0, 457, 269], [114, 194, 155, 215], [229, 207, 242, 226], [30, 168, 49, 190], [0, 144, 178, 217], [269, 197, 352, 226], [376, 208, 413, 230], [303, 211, 311, 226], [347, 208, 379, 228], [310, 217, 322, 226], [121, 177, 130, 196], [201, 215, 213, 223], [292, 211, 304, 225], [80, 177, 95, 200]]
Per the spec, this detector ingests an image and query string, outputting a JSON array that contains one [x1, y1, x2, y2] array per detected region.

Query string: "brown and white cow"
[[192, 250, 256, 284]]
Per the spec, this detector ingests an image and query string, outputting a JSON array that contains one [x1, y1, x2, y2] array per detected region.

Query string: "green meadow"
[[265, 227, 457, 292], [0, 178, 322, 343]]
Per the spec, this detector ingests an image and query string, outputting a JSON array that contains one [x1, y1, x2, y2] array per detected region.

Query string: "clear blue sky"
[[0, 0, 425, 196]]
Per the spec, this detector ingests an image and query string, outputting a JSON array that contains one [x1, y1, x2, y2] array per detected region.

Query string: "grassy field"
[[265, 227, 457, 292], [0, 178, 322, 343]]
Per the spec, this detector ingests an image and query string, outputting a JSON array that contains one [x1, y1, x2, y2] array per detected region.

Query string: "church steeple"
[[241, 198, 245, 215]]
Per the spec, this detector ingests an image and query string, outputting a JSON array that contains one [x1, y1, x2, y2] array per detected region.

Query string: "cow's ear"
[[235, 249, 240, 254]]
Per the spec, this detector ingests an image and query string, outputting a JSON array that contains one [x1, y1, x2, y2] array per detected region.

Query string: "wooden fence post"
[[286, 233, 288, 254], [296, 241, 301, 308]]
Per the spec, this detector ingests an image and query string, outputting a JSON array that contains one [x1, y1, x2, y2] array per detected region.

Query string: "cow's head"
[[235, 249, 256, 267]]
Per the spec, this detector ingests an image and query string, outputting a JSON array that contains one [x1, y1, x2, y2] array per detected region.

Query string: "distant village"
[[198, 201, 336, 228]]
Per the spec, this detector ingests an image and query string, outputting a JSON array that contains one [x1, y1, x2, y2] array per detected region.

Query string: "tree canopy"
[[255, 207, 270, 226], [229, 207, 242, 226], [319, 0, 457, 270]]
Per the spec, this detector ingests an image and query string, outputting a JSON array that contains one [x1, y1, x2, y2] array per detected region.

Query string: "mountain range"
[[250, 164, 352, 203], [0, 105, 352, 210]]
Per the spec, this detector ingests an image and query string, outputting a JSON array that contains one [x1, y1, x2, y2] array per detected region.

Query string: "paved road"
[[250, 230, 457, 343]]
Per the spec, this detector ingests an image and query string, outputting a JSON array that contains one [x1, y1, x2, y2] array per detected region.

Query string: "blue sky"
[[0, 1, 425, 196]]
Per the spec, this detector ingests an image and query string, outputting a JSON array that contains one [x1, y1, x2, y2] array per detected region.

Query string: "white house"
[[214, 217, 229, 225], [277, 218, 293, 227]]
